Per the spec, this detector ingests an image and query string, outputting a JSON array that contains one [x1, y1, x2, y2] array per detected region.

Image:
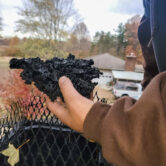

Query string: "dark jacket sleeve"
[[83, 72, 166, 166]]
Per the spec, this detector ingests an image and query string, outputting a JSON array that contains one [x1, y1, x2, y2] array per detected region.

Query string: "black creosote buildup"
[[10, 54, 102, 101]]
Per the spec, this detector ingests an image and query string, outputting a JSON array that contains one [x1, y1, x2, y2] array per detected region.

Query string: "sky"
[[0, 0, 144, 38]]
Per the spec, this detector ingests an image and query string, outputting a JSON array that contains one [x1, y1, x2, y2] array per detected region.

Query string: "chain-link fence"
[[0, 96, 113, 166]]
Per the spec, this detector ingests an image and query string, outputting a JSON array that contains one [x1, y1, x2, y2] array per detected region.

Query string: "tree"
[[71, 22, 91, 56], [124, 15, 143, 64], [16, 0, 78, 41], [73, 22, 90, 41], [66, 22, 91, 57], [66, 34, 79, 56], [3, 37, 22, 57], [17, 38, 67, 58], [91, 31, 116, 55], [16, 0, 80, 58], [115, 23, 127, 57]]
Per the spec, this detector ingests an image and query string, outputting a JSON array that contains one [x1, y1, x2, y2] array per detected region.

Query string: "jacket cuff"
[[83, 102, 111, 143]]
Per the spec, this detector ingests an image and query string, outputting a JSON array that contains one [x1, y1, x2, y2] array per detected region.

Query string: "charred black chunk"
[[10, 54, 102, 101]]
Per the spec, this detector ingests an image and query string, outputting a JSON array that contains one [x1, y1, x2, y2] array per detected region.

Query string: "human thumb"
[[59, 76, 81, 104]]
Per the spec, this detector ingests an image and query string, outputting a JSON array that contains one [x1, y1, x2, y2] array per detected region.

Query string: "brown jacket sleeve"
[[83, 72, 166, 166]]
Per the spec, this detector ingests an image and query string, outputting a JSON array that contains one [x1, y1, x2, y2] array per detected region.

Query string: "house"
[[86, 53, 144, 85]]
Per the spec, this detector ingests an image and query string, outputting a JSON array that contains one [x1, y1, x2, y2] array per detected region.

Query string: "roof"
[[135, 65, 144, 73], [86, 53, 125, 71], [112, 70, 143, 81], [86, 53, 144, 72]]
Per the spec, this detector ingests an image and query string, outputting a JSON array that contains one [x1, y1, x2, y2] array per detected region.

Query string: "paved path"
[[0, 57, 11, 84]]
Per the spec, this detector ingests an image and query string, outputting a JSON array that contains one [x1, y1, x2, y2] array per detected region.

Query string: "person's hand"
[[46, 76, 94, 133]]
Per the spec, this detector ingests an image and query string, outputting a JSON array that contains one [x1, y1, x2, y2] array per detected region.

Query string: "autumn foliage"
[[125, 15, 143, 64], [0, 14, 144, 65], [3, 37, 22, 57]]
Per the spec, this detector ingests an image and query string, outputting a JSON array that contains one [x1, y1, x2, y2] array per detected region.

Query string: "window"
[[126, 86, 138, 91], [115, 83, 125, 90]]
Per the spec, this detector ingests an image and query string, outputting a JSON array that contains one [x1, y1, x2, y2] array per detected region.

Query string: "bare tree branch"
[[16, 0, 80, 40]]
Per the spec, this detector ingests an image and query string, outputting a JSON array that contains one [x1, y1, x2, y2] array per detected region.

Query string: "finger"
[[56, 97, 66, 107], [59, 76, 81, 104], [46, 100, 70, 125], [46, 97, 64, 114], [46, 96, 51, 103], [56, 97, 64, 104], [56, 97, 62, 102]]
